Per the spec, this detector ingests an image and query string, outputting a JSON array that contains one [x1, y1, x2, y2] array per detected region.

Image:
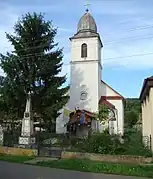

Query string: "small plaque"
[[19, 137, 29, 145]]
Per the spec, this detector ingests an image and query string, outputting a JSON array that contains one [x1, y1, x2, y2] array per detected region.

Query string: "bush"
[[122, 129, 152, 157], [84, 133, 124, 155], [72, 130, 152, 157]]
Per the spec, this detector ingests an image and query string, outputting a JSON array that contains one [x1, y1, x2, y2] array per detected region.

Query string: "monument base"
[[19, 136, 36, 148], [0, 134, 3, 146]]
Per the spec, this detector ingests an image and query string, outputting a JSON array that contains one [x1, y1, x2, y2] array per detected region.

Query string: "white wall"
[[70, 37, 101, 62], [68, 36, 102, 113], [69, 62, 99, 112], [100, 81, 124, 135], [142, 88, 153, 150], [108, 99, 124, 135]]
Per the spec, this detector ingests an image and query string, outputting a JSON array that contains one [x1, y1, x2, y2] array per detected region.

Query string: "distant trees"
[[124, 98, 141, 128]]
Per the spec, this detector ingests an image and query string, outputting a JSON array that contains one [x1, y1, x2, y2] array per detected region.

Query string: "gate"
[[36, 132, 68, 158]]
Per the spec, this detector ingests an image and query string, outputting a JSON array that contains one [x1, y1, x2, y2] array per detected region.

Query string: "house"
[[140, 76, 153, 150]]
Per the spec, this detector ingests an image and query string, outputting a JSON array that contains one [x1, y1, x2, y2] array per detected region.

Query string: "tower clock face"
[[80, 91, 87, 100], [80, 85, 88, 100]]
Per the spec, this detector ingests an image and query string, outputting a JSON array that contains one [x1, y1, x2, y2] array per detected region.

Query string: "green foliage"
[[37, 159, 153, 178], [68, 131, 152, 157], [0, 12, 69, 131], [0, 154, 34, 163], [125, 110, 139, 128], [84, 133, 124, 154], [94, 104, 109, 123], [123, 129, 152, 157], [124, 98, 141, 128]]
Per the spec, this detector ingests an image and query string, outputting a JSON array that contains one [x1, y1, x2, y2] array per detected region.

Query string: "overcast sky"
[[0, 0, 153, 98]]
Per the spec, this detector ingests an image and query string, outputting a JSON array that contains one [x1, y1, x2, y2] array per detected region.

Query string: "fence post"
[[150, 134, 152, 151]]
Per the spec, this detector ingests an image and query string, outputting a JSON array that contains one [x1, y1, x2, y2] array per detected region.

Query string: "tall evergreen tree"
[[0, 12, 69, 132]]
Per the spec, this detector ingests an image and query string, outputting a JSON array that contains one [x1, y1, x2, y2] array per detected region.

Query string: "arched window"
[[81, 43, 87, 58]]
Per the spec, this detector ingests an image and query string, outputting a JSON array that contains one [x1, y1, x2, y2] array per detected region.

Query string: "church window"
[[81, 43, 87, 58]]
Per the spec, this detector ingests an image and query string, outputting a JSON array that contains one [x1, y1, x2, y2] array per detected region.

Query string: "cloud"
[[0, 4, 18, 55], [1, 0, 153, 73], [103, 38, 153, 70], [92, 1, 148, 16]]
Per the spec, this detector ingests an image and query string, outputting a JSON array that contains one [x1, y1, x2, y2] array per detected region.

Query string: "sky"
[[0, 0, 153, 98]]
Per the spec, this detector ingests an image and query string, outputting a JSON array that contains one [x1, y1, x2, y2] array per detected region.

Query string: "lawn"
[[0, 154, 34, 163], [1, 154, 153, 178], [37, 159, 153, 178]]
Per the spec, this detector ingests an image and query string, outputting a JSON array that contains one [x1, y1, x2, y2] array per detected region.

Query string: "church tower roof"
[[77, 10, 97, 33], [69, 10, 102, 47]]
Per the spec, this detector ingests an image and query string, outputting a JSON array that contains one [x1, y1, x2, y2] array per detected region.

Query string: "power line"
[[104, 24, 153, 37], [110, 16, 153, 26], [103, 52, 153, 61], [1, 51, 153, 66], [2, 22, 153, 51], [104, 34, 153, 45], [2, 31, 153, 53]]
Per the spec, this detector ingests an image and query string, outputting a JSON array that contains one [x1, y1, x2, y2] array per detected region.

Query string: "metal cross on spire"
[[84, 0, 90, 12]]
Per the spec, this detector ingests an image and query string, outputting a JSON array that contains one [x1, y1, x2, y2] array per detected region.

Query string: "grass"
[[1, 154, 153, 178], [0, 154, 34, 163], [37, 159, 153, 178]]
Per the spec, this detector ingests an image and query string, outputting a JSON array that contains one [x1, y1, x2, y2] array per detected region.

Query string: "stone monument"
[[19, 91, 35, 148], [0, 125, 3, 146]]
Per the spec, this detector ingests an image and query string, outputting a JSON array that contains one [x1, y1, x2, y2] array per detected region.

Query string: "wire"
[[104, 34, 153, 45], [104, 24, 153, 37], [2, 22, 153, 50], [1, 51, 153, 66], [103, 52, 153, 61], [2, 31, 153, 53], [109, 16, 153, 26]]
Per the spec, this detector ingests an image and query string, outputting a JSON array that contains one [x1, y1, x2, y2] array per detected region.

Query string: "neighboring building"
[[140, 76, 153, 151], [56, 9, 124, 136]]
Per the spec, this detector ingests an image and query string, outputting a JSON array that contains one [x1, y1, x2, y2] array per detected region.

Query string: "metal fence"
[[36, 132, 70, 157], [3, 130, 21, 147]]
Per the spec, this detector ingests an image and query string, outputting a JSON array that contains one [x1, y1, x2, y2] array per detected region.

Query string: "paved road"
[[0, 161, 148, 179]]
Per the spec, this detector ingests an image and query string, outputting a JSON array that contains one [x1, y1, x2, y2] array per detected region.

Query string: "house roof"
[[101, 80, 124, 100], [67, 109, 93, 125], [99, 97, 115, 109], [139, 76, 153, 102]]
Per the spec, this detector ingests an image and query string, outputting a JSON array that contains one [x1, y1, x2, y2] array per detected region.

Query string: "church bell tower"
[[69, 9, 103, 112]]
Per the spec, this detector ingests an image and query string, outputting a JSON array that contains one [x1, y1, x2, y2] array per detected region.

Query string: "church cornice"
[[69, 33, 103, 48], [70, 60, 102, 69]]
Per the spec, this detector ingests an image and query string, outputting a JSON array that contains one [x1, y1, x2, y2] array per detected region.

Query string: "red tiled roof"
[[99, 97, 115, 109], [100, 96, 124, 100], [82, 109, 94, 117]]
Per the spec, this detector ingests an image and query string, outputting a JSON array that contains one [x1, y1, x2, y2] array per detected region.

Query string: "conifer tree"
[[0, 12, 69, 132]]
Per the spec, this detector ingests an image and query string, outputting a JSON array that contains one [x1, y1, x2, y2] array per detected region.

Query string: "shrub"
[[74, 130, 152, 157], [84, 133, 124, 155], [122, 129, 152, 157]]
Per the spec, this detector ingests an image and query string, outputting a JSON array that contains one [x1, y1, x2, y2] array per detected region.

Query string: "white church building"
[[56, 10, 124, 136]]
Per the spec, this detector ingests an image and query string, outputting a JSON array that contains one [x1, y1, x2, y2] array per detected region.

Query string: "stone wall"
[[0, 146, 38, 156], [61, 151, 153, 164]]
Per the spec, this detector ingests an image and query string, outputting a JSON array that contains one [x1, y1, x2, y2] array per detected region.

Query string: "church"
[[56, 9, 124, 136]]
